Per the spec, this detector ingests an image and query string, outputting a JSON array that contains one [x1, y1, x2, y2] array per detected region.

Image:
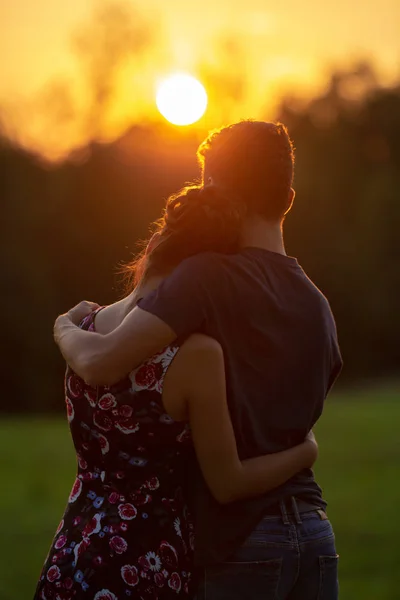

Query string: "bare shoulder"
[[162, 335, 224, 420], [163, 335, 223, 394], [174, 334, 225, 394], [175, 335, 225, 379], [180, 333, 223, 359]]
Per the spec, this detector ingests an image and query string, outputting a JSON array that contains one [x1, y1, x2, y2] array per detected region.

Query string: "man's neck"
[[240, 215, 286, 255]]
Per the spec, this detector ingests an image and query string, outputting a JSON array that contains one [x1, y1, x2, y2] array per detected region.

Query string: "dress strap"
[[79, 306, 105, 331]]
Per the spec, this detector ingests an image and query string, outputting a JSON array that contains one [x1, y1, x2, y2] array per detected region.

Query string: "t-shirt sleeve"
[[137, 253, 218, 338]]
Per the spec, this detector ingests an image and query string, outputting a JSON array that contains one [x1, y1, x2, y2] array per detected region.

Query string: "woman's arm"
[[165, 334, 318, 505]]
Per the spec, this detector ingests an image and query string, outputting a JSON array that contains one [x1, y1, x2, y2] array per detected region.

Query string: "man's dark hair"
[[197, 120, 295, 220], [123, 121, 295, 290]]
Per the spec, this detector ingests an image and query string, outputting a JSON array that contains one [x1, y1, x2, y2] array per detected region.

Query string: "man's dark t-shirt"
[[138, 247, 342, 566]]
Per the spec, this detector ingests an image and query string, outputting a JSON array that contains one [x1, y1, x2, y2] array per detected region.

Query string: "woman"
[[36, 183, 317, 600]]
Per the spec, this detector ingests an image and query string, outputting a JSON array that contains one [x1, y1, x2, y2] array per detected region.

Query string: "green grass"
[[1, 387, 400, 599], [313, 388, 400, 598], [0, 418, 76, 600]]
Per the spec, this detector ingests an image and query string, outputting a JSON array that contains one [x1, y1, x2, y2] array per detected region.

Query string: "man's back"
[[201, 248, 340, 452], [138, 247, 342, 565]]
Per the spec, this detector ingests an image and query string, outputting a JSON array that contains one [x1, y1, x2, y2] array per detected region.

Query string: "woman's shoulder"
[[135, 335, 222, 374], [164, 334, 224, 386], [180, 334, 223, 358]]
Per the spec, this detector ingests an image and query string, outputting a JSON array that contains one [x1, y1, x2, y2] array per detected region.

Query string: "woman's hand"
[[303, 430, 318, 468]]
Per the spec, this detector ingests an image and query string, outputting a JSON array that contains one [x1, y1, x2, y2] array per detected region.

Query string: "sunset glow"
[[1, 0, 399, 158], [156, 74, 208, 126]]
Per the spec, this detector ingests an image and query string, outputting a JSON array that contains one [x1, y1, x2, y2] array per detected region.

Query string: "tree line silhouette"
[[1, 64, 399, 413]]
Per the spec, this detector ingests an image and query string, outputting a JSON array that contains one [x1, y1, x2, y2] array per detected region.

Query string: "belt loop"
[[280, 499, 290, 525], [291, 496, 302, 525]]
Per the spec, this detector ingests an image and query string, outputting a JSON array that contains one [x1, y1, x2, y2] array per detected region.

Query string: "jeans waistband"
[[263, 497, 324, 525]]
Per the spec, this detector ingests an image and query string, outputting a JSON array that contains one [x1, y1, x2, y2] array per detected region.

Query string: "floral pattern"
[[35, 309, 194, 599]]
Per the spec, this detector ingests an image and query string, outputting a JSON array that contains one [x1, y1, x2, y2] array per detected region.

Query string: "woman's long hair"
[[123, 120, 294, 291], [124, 183, 245, 290]]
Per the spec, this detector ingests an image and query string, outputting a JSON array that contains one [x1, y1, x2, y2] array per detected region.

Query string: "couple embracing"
[[35, 120, 342, 600]]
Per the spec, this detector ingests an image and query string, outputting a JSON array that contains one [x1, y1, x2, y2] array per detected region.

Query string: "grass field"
[[1, 386, 399, 599]]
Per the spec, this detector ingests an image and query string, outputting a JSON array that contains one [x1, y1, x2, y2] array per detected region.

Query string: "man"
[[55, 121, 342, 598]]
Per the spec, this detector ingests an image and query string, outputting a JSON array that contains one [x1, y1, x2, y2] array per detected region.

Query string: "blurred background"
[[1, 0, 399, 598]]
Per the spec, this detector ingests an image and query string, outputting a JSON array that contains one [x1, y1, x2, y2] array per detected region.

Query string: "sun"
[[156, 74, 208, 126]]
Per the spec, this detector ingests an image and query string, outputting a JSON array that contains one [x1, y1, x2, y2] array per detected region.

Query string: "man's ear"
[[284, 188, 295, 216]]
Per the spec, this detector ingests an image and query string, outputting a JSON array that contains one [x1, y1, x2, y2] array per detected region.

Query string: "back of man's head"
[[197, 120, 295, 221]]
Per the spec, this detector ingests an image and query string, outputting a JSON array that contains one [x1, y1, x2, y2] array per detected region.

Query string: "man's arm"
[[55, 307, 176, 386], [54, 254, 214, 385]]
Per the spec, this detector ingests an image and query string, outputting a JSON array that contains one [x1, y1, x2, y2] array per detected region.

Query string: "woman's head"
[[128, 183, 245, 288], [126, 120, 295, 289]]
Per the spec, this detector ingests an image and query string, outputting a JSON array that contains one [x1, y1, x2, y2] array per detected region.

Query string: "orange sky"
[[1, 0, 399, 158]]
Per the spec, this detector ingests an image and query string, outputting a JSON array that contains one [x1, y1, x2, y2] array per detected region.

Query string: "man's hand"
[[66, 301, 100, 325], [54, 301, 100, 346]]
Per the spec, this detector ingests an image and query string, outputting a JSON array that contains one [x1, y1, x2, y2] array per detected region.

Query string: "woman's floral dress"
[[35, 309, 195, 600]]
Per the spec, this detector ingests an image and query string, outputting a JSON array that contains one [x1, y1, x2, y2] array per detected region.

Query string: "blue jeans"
[[196, 502, 338, 600]]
